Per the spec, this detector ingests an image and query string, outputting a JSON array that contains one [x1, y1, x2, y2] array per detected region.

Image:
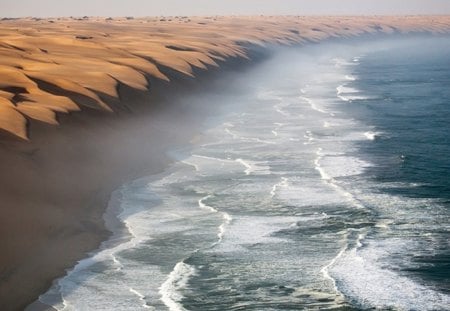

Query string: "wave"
[[314, 148, 366, 209], [303, 130, 314, 144], [129, 288, 152, 310], [300, 96, 328, 114], [224, 126, 276, 145], [159, 261, 196, 311], [218, 213, 232, 242], [332, 57, 358, 68], [198, 194, 233, 244], [38, 189, 146, 310], [336, 85, 359, 95], [317, 154, 371, 178], [364, 131, 382, 140], [270, 177, 289, 198], [345, 75, 357, 81], [235, 158, 270, 175], [329, 238, 450, 310], [274, 101, 291, 117], [336, 84, 371, 102], [214, 216, 299, 253]]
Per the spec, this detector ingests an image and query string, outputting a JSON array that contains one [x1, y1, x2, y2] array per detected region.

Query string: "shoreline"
[[2, 46, 267, 311], [0, 16, 449, 310]]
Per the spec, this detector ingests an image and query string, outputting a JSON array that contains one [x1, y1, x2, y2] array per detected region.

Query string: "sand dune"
[[0, 16, 449, 140]]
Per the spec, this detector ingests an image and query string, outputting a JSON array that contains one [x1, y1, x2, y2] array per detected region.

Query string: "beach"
[[0, 16, 450, 310]]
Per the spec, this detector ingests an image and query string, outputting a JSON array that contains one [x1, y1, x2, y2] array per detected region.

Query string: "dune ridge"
[[1, 16, 450, 141]]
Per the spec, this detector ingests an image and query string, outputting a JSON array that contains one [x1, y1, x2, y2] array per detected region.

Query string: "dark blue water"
[[39, 37, 450, 311], [348, 38, 450, 293]]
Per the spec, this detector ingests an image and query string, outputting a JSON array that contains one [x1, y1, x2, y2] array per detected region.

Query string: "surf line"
[[270, 177, 289, 198], [129, 288, 152, 309], [159, 195, 232, 310], [159, 261, 197, 311], [225, 127, 276, 145], [235, 158, 253, 175], [300, 96, 328, 114], [314, 147, 373, 299], [320, 228, 369, 299], [199, 194, 233, 244], [314, 148, 365, 209]]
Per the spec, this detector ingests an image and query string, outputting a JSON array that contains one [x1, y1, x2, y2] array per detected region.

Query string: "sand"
[[0, 15, 449, 310]]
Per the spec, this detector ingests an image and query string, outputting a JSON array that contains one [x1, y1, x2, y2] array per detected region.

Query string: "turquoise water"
[[39, 37, 450, 310]]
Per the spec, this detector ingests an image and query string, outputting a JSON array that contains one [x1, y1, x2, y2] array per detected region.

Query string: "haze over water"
[[39, 37, 450, 310]]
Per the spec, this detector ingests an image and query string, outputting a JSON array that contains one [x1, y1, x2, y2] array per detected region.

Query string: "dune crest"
[[0, 15, 449, 140]]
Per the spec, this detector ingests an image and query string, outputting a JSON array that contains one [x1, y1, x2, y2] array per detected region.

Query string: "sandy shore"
[[0, 48, 263, 310], [0, 16, 449, 310]]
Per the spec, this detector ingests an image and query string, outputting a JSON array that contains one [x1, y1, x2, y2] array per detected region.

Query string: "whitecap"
[[364, 131, 382, 140], [159, 262, 196, 311], [330, 239, 450, 310]]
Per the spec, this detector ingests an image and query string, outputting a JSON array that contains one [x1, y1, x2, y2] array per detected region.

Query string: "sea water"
[[39, 37, 450, 310]]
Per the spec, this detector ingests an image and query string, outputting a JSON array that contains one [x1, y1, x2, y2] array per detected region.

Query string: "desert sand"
[[0, 16, 449, 310]]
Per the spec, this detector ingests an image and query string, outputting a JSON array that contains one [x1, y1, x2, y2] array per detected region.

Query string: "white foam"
[[345, 75, 356, 81], [320, 242, 347, 295], [321, 229, 368, 298], [336, 85, 359, 95], [111, 254, 123, 271], [300, 96, 328, 114], [330, 239, 450, 310], [129, 288, 152, 310], [159, 262, 196, 311], [198, 195, 233, 244], [314, 148, 367, 209], [214, 216, 298, 253], [303, 130, 314, 145], [236, 158, 253, 175], [318, 155, 371, 178], [364, 131, 382, 140], [274, 104, 290, 117], [332, 58, 356, 68], [217, 212, 233, 242], [225, 127, 276, 145], [336, 85, 370, 102], [180, 159, 200, 172], [339, 95, 370, 102], [198, 195, 217, 213], [270, 177, 289, 198], [276, 177, 346, 207], [224, 127, 239, 139], [181, 154, 244, 175], [235, 158, 270, 175]]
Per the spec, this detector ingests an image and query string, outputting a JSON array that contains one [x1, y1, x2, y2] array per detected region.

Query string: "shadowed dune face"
[[0, 16, 449, 141]]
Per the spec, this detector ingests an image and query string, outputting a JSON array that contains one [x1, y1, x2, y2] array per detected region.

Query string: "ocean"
[[39, 36, 450, 310]]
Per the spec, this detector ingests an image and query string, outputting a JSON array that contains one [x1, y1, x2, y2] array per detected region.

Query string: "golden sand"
[[0, 16, 449, 141]]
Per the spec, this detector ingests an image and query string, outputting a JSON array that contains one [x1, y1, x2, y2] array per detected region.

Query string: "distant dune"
[[0, 16, 450, 311], [0, 16, 449, 140]]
